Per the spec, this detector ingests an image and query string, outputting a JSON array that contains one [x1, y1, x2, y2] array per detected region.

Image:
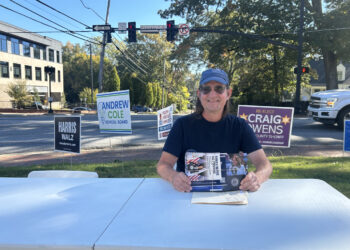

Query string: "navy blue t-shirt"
[[163, 113, 261, 172]]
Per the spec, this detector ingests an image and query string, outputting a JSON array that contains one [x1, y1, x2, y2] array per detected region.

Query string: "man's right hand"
[[171, 172, 192, 192]]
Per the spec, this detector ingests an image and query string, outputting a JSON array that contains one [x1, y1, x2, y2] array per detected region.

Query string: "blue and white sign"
[[157, 105, 173, 140], [344, 120, 350, 152], [96, 90, 132, 134]]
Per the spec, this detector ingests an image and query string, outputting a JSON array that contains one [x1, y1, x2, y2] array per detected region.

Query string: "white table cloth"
[[0, 177, 144, 250], [95, 178, 350, 250]]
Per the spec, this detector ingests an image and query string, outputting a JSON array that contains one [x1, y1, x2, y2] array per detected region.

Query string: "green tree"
[[63, 42, 120, 104], [159, 0, 350, 92], [79, 87, 98, 106], [145, 83, 154, 107], [104, 66, 120, 92], [6, 80, 32, 109]]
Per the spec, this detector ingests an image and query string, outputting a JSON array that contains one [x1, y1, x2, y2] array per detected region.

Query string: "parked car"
[[308, 89, 350, 130], [132, 105, 152, 112], [72, 107, 91, 113]]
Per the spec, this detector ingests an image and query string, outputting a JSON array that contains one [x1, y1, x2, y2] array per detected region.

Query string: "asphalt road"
[[0, 113, 344, 155]]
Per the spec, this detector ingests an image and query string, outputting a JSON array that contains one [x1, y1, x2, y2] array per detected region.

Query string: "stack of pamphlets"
[[185, 152, 248, 192]]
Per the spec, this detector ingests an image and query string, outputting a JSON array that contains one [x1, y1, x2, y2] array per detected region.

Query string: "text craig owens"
[[245, 109, 290, 135]]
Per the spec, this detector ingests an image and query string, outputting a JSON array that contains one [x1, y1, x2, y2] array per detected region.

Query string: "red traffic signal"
[[128, 22, 136, 43], [294, 67, 309, 74], [166, 20, 177, 42]]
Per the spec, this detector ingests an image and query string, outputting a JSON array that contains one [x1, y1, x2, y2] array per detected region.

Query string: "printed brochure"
[[185, 152, 248, 192]]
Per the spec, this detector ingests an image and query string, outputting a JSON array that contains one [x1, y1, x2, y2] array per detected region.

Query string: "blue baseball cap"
[[199, 68, 229, 85]]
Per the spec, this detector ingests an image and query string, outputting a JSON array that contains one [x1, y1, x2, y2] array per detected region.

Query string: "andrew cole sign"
[[54, 116, 81, 153], [96, 90, 132, 134], [238, 105, 294, 148]]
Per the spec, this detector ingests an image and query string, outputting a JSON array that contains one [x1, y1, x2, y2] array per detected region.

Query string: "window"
[[33, 44, 40, 59], [45, 71, 48, 81], [25, 65, 32, 80], [56, 51, 60, 63], [11, 38, 19, 55], [51, 69, 56, 82], [43, 47, 47, 60], [13, 63, 21, 79], [0, 61, 9, 78], [23, 41, 31, 57], [58, 70, 61, 82], [0, 34, 7, 52], [49, 49, 54, 62], [35, 67, 42, 81]]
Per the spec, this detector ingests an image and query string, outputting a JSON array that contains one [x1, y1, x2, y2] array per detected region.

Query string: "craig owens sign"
[[96, 90, 132, 134], [54, 116, 81, 153], [238, 105, 294, 148]]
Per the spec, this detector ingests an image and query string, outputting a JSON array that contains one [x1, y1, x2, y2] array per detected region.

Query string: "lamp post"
[[44, 66, 55, 114]]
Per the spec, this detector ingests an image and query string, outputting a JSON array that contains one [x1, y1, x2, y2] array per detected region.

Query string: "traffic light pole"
[[97, 0, 111, 93], [48, 71, 53, 114]]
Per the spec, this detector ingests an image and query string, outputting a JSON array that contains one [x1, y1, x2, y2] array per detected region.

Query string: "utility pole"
[[97, 0, 111, 93], [90, 43, 93, 107], [162, 58, 165, 108], [294, 0, 304, 114]]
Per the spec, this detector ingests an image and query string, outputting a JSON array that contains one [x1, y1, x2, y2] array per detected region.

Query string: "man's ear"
[[227, 88, 232, 99], [197, 89, 200, 98]]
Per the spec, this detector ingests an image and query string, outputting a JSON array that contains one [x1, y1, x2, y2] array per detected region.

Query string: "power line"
[[112, 34, 153, 73], [7, 30, 94, 34], [35, 0, 91, 29], [10, 0, 95, 42], [111, 40, 150, 76], [22, 0, 82, 30], [79, 0, 105, 22], [0, 3, 101, 45]]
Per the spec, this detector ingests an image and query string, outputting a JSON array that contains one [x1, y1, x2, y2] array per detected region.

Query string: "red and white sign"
[[179, 24, 190, 36]]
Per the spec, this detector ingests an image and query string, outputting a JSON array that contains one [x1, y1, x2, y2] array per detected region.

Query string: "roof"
[[309, 59, 350, 86]]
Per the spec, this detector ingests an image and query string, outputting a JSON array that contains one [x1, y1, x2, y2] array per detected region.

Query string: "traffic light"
[[128, 22, 136, 43], [166, 20, 177, 42], [294, 67, 309, 74], [106, 31, 112, 43], [44, 66, 55, 75]]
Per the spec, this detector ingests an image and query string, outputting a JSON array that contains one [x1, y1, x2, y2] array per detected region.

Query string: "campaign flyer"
[[185, 152, 247, 192]]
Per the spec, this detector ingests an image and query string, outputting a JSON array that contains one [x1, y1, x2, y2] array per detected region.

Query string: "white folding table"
[[0, 177, 144, 250], [95, 178, 350, 250]]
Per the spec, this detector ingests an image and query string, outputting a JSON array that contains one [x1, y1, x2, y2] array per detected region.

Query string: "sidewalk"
[[0, 144, 347, 167]]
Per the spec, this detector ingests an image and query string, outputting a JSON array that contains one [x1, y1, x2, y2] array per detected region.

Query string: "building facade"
[[0, 20, 63, 109]]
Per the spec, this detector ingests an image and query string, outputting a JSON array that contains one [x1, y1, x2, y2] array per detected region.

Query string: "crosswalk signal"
[[294, 66, 309, 74], [128, 22, 136, 43], [166, 20, 176, 42]]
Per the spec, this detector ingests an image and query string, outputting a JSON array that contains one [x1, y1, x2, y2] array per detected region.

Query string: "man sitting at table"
[[157, 68, 272, 192]]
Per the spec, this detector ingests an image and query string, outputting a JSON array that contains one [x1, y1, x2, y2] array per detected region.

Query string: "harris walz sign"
[[238, 105, 294, 148], [54, 116, 81, 153]]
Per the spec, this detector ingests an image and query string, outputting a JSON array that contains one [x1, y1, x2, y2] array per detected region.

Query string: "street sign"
[[179, 23, 190, 36], [54, 116, 81, 153], [140, 25, 166, 33], [118, 22, 127, 34], [92, 24, 112, 31]]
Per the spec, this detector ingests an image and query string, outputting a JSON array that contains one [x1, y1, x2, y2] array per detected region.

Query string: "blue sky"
[[0, 0, 185, 45]]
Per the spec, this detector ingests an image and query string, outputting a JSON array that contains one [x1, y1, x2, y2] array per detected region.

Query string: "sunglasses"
[[199, 85, 227, 94]]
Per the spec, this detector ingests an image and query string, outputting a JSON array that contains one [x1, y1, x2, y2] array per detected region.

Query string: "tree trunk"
[[273, 47, 279, 105], [322, 49, 338, 90]]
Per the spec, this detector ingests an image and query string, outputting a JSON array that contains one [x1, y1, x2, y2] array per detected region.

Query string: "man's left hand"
[[239, 172, 260, 191]]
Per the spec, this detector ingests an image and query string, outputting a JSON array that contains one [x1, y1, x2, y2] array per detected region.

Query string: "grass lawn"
[[1, 156, 349, 198]]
